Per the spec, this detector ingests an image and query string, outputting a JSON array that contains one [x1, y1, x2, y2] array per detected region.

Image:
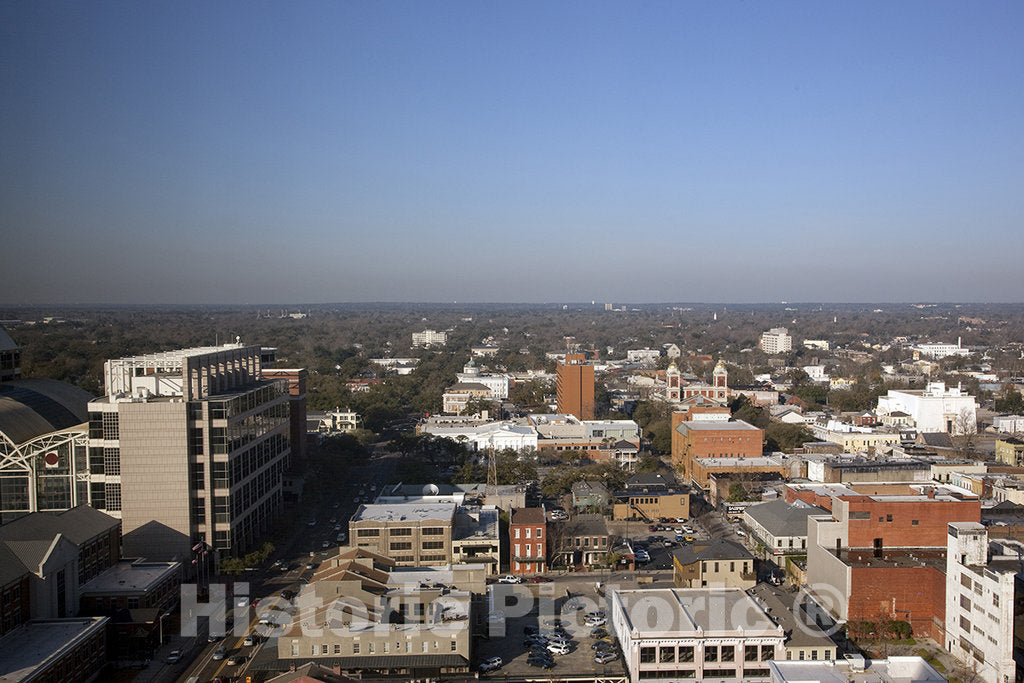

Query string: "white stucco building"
[[876, 382, 977, 434], [993, 415, 1024, 435], [455, 360, 509, 400], [419, 421, 538, 452], [945, 522, 1023, 683], [610, 588, 784, 682], [913, 338, 970, 359], [627, 348, 662, 365], [411, 329, 447, 347], [760, 328, 792, 354]]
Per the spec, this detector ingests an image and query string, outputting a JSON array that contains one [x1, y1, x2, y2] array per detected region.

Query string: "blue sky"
[[2, 1, 1022, 304]]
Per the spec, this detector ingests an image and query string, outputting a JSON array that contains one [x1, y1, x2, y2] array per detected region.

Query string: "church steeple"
[[713, 360, 728, 400]]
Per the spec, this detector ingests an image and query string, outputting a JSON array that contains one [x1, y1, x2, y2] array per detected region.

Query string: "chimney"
[[927, 487, 936, 499]]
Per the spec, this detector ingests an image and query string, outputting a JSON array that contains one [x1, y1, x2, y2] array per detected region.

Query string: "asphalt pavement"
[[168, 450, 399, 683]]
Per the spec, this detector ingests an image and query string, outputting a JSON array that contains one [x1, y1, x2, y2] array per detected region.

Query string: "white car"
[[497, 574, 522, 584], [243, 635, 256, 646], [321, 540, 330, 548], [584, 616, 607, 627], [547, 642, 571, 655], [480, 656, 503, 672], [236, 597, 249, 607], [165, 649, 182, 664]]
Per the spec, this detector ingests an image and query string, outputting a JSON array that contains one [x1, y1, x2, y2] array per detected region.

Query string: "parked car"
[[547, 642, 572, 655], [527, 575, 553, 583], [528, 657, 555, 669], [595, 651, 619, 664], [584, 616, 607, 627], [497, 574, 522, 584], [479, 656, 503, 672], [165, 649, 182, 664]]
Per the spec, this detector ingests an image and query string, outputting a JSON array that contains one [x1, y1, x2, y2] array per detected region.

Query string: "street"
[[150, 448, 400, 683]]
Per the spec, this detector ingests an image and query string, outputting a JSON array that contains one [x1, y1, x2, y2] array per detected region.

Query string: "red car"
[[527, 576, 554, 583]]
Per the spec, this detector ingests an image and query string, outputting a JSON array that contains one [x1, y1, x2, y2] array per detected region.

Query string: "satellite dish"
[[422, 483, 440, 495]]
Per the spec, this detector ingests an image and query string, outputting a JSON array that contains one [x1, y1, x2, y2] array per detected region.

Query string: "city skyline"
[[2, 1, 1023, 304]]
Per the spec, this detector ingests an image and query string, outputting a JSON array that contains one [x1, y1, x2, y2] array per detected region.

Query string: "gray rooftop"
[[0, 379, 92, 445], [0, 505, 120, 546], [677, 419, 760, 433], [80, 560, 180, 595], [747, 583, 837, 649], [0, 327, 17, 352], [351, 503, 456, 524], [673, 538, 753, 566], [563, 514, 608, 537], [613, 588, 782, 635], [744, 499, 826, 538], [768, 657, 946, 682], [0, 617, 109, 682]]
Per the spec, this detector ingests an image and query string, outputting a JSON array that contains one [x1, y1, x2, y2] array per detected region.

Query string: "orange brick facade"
[[841, 496, 981, 548], [672, 420, 763, 475], [556, 353, 595, 420], [509, 509, 547, 575], [849, 565, 946, 641]]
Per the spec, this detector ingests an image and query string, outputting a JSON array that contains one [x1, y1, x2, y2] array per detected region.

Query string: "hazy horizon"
[[3, 2, 1022, 305]]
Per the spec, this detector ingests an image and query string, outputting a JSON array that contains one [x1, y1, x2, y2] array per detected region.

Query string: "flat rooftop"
[[678, 420, 760, 431], [80, 560, 179, 595], [107, 343, 249, 364], [769, 656, 946, 682], [0, 617, 108, 682], [747, 584, 837, 649], [695, 456, 781, 467], [613, 588, 781, 635], [351, 503, 456, 523], [836, 548, 946, 571]]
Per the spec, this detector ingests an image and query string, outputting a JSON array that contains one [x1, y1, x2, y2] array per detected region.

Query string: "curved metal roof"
[[0, 379, 93, 445]]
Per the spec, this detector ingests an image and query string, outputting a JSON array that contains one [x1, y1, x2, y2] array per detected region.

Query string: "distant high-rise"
[[759, 327, 793, 354], [556, 353, 594, 420]]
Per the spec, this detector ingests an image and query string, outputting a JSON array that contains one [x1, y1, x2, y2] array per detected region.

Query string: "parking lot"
[[477, 581, 628, 680]]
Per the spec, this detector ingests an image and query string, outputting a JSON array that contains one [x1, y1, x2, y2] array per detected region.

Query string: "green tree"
[[995, 387, 1024, 414]]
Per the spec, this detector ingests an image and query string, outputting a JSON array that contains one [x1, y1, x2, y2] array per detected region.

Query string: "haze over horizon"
[[2, 2, 1023, 305]]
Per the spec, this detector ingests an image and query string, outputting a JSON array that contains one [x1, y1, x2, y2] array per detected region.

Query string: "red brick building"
[[671, 417, 763, 475], [805, 485, 980, 642], [556, 354, 595, 420], [509, 508, 547, 575]]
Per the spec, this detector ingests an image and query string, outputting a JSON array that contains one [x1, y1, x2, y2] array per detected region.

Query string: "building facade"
[[760, 328, 793, 354], [88, 343, 293, 566], [611, 588, 784, 681], [944, 522, 1023, 683], [556, 353, 595, 420], [411, 329, 447, 347], [509, 507, 547, 575], [877, 382, 978, 435], [671, 418, 763, 478]]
